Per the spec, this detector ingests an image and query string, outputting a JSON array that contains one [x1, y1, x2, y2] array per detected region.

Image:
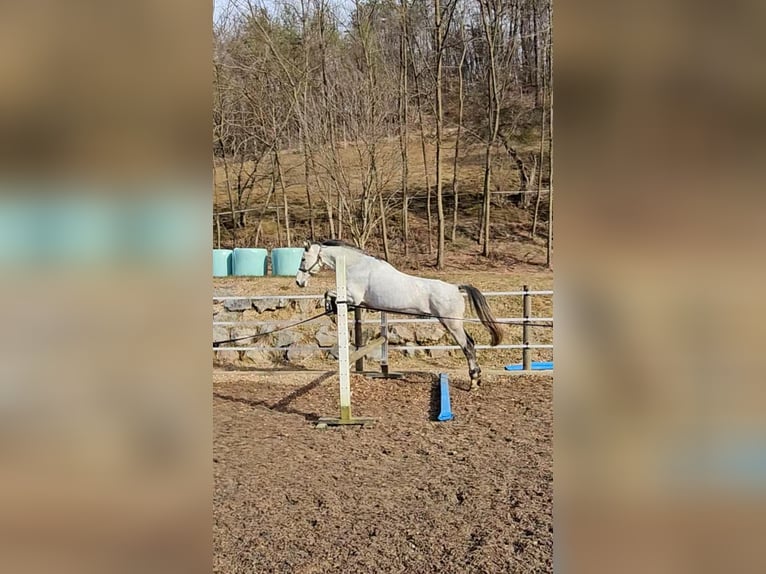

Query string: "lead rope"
[[213, 310, 332, 347]]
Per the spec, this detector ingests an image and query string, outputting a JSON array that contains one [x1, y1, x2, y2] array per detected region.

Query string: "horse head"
[[295, 242, 323, 287]]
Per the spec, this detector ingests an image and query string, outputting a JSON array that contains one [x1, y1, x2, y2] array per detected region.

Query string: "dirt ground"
[[213, 369, 552, 573]]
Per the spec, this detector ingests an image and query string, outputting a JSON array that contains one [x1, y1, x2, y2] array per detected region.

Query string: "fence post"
[[522, 285, 532, 370], [354, 307, 364, 372], [380, 312, 389, 376], [216, 214, 221, 249]]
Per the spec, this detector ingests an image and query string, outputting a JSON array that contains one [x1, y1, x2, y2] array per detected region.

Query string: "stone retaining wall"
[[213, 297, 458, 367]]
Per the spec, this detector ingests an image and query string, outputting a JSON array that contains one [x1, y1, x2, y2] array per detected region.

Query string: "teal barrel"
[[18, 197, 116, 266], [44, 200, 116, 264], [271, 247, 304, 276], [0, 200, 35, 267], [213, 249, 233, 277], [232, 247, 267, 276]]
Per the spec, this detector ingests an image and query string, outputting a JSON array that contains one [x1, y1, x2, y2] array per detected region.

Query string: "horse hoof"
[[470, 379, 480, 391]]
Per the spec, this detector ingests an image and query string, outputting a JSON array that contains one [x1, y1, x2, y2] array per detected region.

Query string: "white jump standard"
[[314, 255, 375, 428]]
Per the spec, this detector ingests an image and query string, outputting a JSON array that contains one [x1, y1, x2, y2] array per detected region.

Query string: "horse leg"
[[324, 290, 337, 321], [440, 318, 481, 389], [463, 330, 481, 390], [345, 281, 365, 308], [325, 285, 364, 321]]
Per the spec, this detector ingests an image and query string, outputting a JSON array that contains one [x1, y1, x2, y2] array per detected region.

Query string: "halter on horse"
[[295, 240, 503, 388]]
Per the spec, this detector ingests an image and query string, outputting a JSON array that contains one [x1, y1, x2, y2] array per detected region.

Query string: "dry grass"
[[213, 135, 550, 270], [213, 135, 541, 207]]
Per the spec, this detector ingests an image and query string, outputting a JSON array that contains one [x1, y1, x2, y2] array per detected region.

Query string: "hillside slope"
[[213, 135, 551, 271]]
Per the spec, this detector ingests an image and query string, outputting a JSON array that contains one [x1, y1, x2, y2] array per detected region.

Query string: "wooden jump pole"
[[522, 285, 532, 370], [349, 337, 384, 364]]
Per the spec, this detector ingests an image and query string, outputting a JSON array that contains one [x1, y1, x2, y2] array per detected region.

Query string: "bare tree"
[[532, 82, 546, 238], [409, 33, 434, 255], [214, 15, 283, 246], [450, 19, 468, 243], [546, 2, 553, 268], [306, 0, 398, 250], [212, 0, 552, 262], [298, 0, 317, 240], [433, 0, 457, 269], [398, 0, 410, 255], [477, 0, 505, 257]]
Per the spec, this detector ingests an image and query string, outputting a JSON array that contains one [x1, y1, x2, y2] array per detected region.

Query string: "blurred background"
[[0, 1, 211, 573], [1, 0, 765, 572], [556, 1, 766, 572]]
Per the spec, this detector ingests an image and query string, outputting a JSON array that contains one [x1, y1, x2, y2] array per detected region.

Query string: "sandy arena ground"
[[214, 368, 552, 573]]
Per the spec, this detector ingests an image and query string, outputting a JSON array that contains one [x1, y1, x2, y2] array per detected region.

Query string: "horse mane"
[[320, 239, 365, 253], [319, 239, 383, 261]]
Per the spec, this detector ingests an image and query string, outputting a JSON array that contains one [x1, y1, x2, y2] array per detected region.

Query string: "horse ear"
[[303, 240, 310, 251]]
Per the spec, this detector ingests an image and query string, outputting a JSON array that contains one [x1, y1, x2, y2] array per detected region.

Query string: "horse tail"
[[459, 285, 504, 346]]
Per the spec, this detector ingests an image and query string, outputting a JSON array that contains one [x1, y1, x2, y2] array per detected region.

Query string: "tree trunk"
[[399, 1, 410, 255], [532, 84, 546, 238], [271, 154, 283, 246], [434, 0, 445, 269], [275, 205, 282, 247], [411, 44, 433, 255], [500, 133, 531, 208], [325, 195, 335, 237], [309, 152, 334, 237], [478, 0, 502, 257], [547, 90, 553, 268], [220, 156, 238, 248], [379, 191, 390, 260], [275, 150, 291, 246], [451, 33, 467, 243], [546, 4, 553, 268], [302, 137, 316, 241], [254, 174, 276, 246], [318, 1, 338, 239], [298, 3, 316, 241], [533, 2, 543, 107], [481, 141, 492, 256]]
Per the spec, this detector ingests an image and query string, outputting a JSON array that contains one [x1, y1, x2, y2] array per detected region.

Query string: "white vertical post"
[[335, 255, 352, 421]]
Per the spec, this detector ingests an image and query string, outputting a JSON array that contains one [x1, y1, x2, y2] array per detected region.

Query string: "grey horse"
[[295, 240, 503, 387]]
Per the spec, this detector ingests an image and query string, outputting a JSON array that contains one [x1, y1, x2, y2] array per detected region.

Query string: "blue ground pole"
[[505, 361, 554, 371], [437, 373, 454, 422]]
